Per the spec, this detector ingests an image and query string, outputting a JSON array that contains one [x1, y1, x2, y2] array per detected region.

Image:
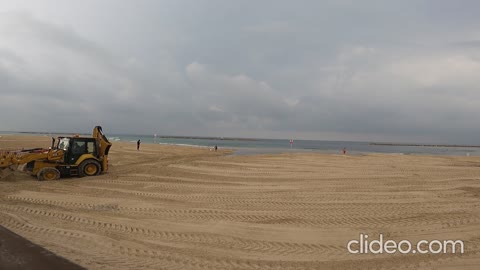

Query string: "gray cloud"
[[1, 1, 480, 143]]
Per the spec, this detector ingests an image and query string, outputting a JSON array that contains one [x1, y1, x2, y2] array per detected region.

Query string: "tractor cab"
[[56, 137, 98, 165]]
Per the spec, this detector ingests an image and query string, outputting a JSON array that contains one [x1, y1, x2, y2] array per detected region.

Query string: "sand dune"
[[1, 136, 480, 269]]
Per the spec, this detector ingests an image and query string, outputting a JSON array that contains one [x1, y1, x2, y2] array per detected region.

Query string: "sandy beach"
[[0, 135, 480, 269]]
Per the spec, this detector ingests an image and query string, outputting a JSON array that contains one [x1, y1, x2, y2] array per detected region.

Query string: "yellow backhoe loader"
[[0, 126, 112, 181]]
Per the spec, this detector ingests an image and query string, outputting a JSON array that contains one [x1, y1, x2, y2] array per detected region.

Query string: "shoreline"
[[370, 142, 480, 148], [3, 131, 480, 148], [1, 134, 478, 157]]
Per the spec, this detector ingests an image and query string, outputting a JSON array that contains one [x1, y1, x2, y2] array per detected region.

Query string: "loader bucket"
[[0, 150, 16, 179]]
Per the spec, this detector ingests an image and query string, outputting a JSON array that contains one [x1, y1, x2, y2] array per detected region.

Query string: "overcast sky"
[[1, 0, 480, 143]]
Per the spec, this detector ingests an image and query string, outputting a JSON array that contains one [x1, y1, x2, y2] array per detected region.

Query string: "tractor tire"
[[37, 167, 61, 181], [79, 160, 101, 177]]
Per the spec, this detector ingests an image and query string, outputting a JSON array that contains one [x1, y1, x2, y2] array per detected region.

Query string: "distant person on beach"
[[214, 145, 218, 151], [137, 140, 141, 151], [342, 148, 346, 155]]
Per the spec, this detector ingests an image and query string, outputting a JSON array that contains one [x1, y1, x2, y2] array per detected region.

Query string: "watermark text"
[[347, 234, 464, 254]]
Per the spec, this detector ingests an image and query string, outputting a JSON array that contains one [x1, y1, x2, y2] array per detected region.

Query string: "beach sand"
[[0, 135, 479, 269]]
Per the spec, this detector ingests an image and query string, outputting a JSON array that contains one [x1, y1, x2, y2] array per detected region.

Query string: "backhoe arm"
[[92, 126, 112, 172]]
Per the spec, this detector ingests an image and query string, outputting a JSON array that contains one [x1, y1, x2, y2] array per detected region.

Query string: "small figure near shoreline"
[[342, 148, 346, 155], [137, 140, 141, 151], [214, 145, 218, 151]]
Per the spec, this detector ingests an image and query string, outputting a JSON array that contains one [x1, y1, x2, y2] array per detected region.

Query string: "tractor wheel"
[[37, 167, 61, 181], [79, 160, 101, 177]]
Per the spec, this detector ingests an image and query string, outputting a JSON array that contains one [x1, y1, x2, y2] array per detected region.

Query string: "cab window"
[[87, 141, 96, 155], [57, 138, 70, 151], [72, 141, 86, 154]]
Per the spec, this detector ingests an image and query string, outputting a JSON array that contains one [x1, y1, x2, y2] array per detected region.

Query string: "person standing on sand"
[[214, 145, 218, 151], [137, 140, 141, 151], [342, 148, 346, 155]]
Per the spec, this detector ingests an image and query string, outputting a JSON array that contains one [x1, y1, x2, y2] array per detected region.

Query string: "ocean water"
[[2, 131, 478, 156], [110, 135, 480, 156]]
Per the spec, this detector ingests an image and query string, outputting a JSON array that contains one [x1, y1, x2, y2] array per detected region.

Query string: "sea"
[[107, 134, 480, 156], [2, 131, 479, 156]]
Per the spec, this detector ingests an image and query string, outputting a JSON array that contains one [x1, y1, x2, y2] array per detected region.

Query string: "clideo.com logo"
[[347, 234, 464, 254]]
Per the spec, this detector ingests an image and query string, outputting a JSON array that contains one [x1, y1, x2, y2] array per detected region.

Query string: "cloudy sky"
[[1, 0, 480, 143]]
